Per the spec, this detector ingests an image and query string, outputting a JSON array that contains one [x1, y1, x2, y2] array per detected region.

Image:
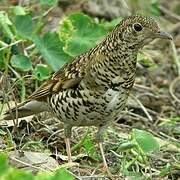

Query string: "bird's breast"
[[48, 84, 129, 127], [101, 87, 129, 117]]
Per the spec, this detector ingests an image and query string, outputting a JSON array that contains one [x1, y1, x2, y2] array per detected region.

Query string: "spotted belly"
[[49, 88, 129, 127]]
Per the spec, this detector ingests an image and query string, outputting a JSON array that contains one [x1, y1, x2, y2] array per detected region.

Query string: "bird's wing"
[[28, 53, 90, 101], [3, 51, 104, 119]]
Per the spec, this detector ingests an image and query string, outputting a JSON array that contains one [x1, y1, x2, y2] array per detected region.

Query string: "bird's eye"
[[133, 23, 143, 32]]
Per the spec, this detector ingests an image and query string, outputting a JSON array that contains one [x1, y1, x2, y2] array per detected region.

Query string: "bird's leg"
[[96, 125, 113, 178], [64, 137, 72, 163], [64, 124, 72, 163]]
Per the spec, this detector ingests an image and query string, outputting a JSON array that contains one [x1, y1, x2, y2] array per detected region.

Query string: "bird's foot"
[[99, 142, 115, 180], [101, 163, 115, 180]]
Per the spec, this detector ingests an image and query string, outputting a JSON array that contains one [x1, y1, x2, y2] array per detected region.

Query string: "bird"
[[3, 15, 172, 177]]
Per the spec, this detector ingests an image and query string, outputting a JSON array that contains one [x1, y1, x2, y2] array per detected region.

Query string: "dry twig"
[[169, 76, 180, 104]]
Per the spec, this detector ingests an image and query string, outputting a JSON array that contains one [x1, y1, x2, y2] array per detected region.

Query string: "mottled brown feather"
[[28, 53, 90, 100]]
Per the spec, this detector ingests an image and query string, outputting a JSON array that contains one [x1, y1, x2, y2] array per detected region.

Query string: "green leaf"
[[59, 12, 108, 57], [151, 0, 161, 16], [34, 32, 71, 71], [35, 168, 73, 180], [159, 163, 171, 177], [117, 141, 136, 152], [122, 170, 142, 179], [0, 51, 5, 69], [15, 15, 34, 39], [53, 168, 74, 180], [103, 17, 122, 31], [0, 12, 12, 25], [5, 168, 34, 180], [137, 52, 156, 68], [0, 11, 14, 39], [82, 136, 98, 159], [0, 154, 9, 177], [0, 154, 73, 180], [12, 6, 26, 16], [40, 0, 58, 6], [33, 64, 51, 81], [11, 55, 32, 71], [159, 117, 180, 135], [131, 129, 160, 153], [0, 129, 6, 135]]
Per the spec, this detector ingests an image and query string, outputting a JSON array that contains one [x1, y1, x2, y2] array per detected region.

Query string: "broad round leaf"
[[11, 55, 32, 71], [131, 129, 160, 153], [59, 13, 108, 57], [12, 6, 26, 16], [34, 32, 71, 71], [15, 15, 33, 39]]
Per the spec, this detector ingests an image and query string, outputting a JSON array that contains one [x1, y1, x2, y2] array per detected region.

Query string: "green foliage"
[[82, 136, 98, 159], [0, 154, 9, 177], [173, 3, 180, 15], [150, 0, 161, 16], [137, 52, 156, 68], [130, 0, 161, 16], [35, 168, 74, 180], [12, 6, 26, 16], [102, 17, 122, 31], [59, 13, 108, 56], [11, 55, 33, 71], [117, 141, 136, 152], [15, 15, 34, 40], [34, 32, 71, 71], [131, 129, 160, 153], [118, 129, 161, 178], [159, 163, 172, 177], [40, 0, 58, 6], [50, 168, 74, 180], [0, 51, 5, 69], [121, 168, 142, 180], [0, 153, 74, 180], [5, 169, 34, 180], [0, 11, 113, 77], [33, 64, 50, 81], [0, 129, 6, 135], [0, 11, 14, 39], [159, 117, 180, 135]]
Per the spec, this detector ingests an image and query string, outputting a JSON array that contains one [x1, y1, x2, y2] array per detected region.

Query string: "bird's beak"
[[154, 31, 173, 40]]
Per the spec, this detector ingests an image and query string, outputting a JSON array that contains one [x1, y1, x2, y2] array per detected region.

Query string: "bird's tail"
[[3, 100, 49, 120]]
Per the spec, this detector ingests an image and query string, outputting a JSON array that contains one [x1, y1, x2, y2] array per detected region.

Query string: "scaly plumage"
[[3, 15, 172, 177]]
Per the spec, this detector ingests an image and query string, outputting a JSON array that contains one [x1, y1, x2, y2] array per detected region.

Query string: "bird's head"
[[115, 15, 172, 49]]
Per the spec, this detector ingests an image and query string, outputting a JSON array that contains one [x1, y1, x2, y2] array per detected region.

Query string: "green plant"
[[117, 129, 160, 178], [0, 153, 74, 180]]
